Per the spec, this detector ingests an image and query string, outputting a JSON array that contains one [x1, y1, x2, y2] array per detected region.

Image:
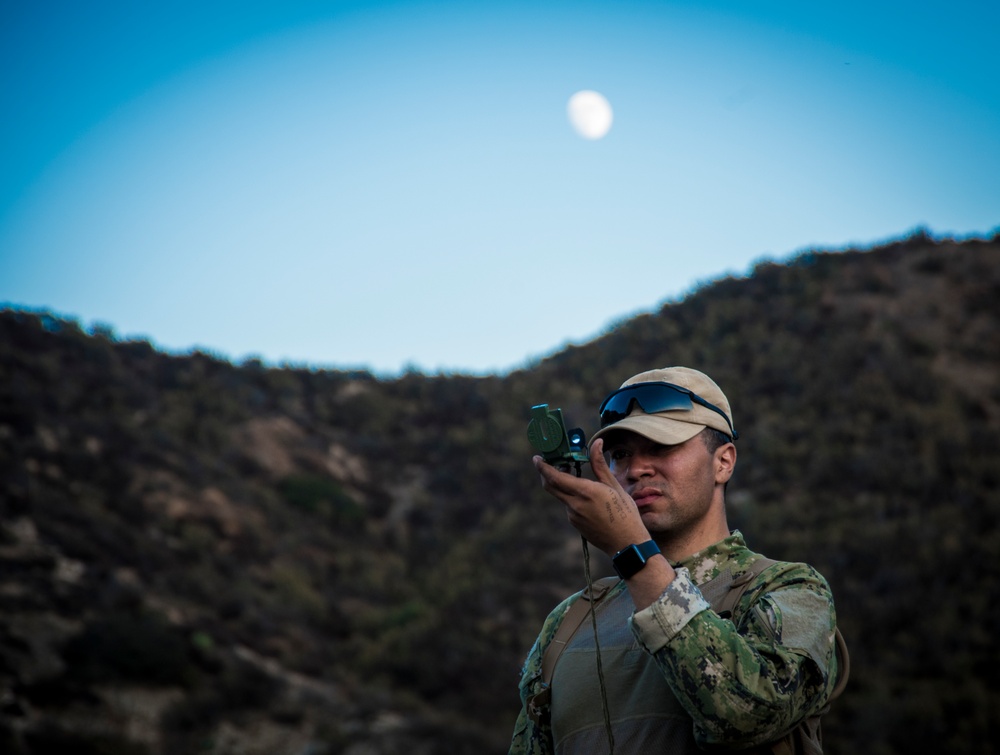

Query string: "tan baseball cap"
[[590, 366, 736, 448]]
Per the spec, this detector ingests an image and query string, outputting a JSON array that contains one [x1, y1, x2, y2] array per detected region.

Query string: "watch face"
[[613, 545, 643, 580], [613, 541, 659, 579]]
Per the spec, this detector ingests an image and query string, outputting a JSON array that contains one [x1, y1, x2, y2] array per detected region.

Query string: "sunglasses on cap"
[[598, 381, 739, 440]]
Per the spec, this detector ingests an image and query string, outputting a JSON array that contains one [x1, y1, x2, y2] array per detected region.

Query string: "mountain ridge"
[[1, 229, 998, 754]]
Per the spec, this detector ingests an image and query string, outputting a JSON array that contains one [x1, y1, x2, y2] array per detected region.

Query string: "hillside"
[[1, 230, 999, 754]]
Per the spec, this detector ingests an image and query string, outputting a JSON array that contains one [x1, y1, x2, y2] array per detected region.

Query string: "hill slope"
[[1, 230, 998, 754]]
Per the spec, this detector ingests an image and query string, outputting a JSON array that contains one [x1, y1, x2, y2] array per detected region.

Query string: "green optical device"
[[527, 404, 589, 474]]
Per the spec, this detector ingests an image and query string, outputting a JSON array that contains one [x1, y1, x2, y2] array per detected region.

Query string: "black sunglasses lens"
[[599, 384, 694, 426]]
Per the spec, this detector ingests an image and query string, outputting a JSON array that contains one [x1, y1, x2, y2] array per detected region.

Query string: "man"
[[509, 367, 841, 754]]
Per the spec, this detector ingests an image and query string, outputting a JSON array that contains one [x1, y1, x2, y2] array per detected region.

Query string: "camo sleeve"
[[508, 592, 579, 755], [630, 563, 839, 748]]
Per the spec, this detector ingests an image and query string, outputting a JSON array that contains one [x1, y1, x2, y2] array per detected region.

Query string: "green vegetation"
[[62, 610, 196, 686], [1, 230, 998, 753], [279, 473, 363, 528]]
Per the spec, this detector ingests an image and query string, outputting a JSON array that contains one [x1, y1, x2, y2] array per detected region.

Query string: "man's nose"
[[626, 451, 655, 481]]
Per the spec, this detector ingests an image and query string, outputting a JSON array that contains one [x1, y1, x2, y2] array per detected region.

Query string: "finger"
[[533, 455, 586, 496], [587, 439, 621, 488]]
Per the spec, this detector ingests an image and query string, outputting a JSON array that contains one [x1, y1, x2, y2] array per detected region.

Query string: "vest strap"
[[541, 576, 619, 684]]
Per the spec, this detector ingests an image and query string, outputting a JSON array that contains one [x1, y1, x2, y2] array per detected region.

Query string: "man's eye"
[[609, 449, 631, 461]]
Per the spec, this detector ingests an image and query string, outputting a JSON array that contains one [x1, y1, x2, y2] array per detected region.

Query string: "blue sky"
[[2, 0, 998, 375]]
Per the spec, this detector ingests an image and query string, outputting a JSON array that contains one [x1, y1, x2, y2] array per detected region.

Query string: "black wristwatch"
[[612, 540, 661, 580]]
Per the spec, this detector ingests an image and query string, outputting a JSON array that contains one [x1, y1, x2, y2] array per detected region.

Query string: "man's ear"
[[715, 443, 737, 484]]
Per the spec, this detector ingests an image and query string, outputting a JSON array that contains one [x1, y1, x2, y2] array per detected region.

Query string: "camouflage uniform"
[[508, 532, 839, 754]]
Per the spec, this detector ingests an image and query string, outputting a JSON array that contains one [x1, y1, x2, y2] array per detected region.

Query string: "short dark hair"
[[700, 427, 733, 453]]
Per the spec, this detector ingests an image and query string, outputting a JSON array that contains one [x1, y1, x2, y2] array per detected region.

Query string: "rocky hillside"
[[1, 229, 998, 754]]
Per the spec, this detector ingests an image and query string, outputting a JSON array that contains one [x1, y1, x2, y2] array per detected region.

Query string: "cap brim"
[[590, 413, 706, 449]]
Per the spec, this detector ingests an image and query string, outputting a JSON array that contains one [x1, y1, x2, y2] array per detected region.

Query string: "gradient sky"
[[2, 0, 998, 375]]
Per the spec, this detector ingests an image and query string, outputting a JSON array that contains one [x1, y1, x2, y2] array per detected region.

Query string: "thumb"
[[589, 438, 628, 496]]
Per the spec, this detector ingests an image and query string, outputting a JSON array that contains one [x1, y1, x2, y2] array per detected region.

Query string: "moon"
[[567, 90, 613, 139]]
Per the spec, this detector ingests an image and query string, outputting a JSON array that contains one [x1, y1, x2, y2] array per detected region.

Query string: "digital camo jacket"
[[508, 532, 839, 754]]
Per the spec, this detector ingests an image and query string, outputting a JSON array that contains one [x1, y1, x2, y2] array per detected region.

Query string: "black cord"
[[576, 459, 615, 754]]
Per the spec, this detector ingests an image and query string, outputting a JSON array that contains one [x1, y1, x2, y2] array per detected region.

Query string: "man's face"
[[602, 429, 723, 540]]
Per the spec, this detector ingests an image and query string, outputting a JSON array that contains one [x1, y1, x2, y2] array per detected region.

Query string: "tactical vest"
[[551, 582, 704, 753], [530, 557, 850, 754]]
